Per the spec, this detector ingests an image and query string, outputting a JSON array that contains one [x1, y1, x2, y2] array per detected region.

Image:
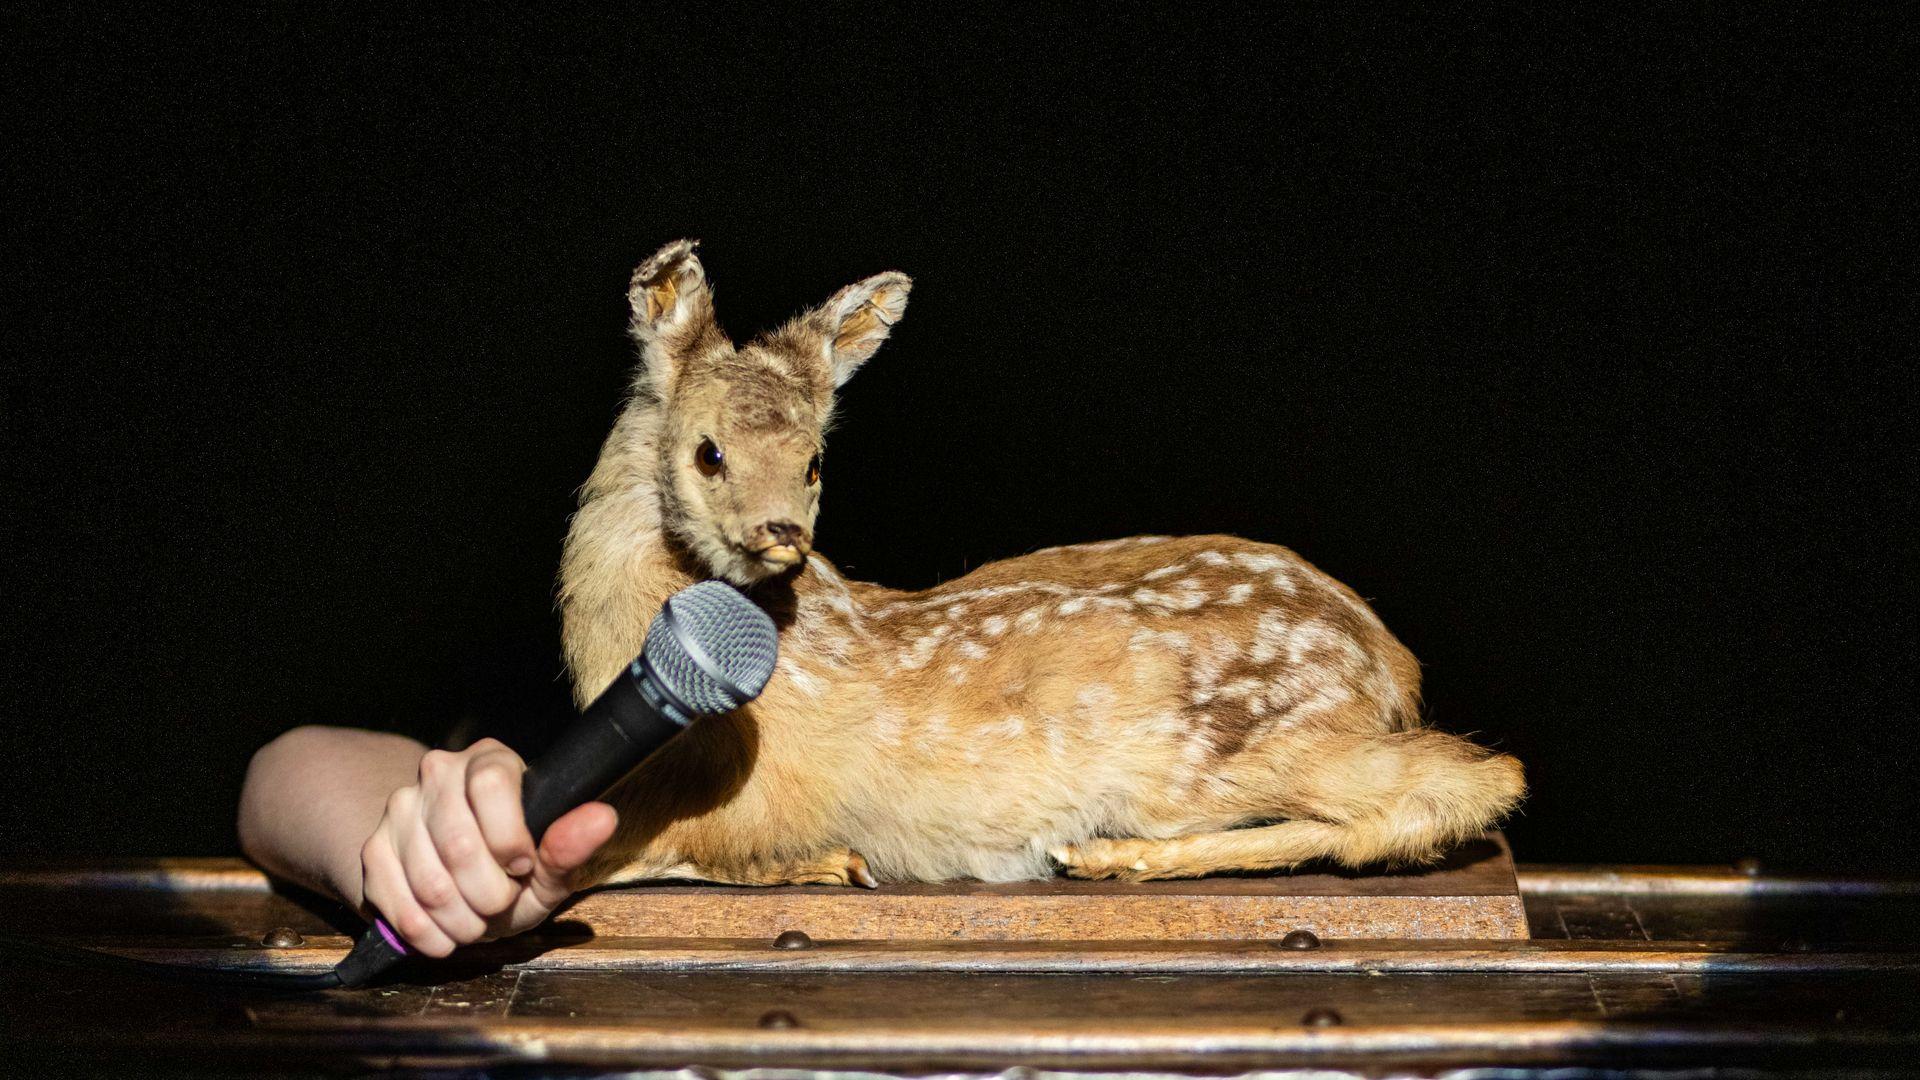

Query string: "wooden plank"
[[498, 970, 1612, 1026], [11, 926, 1920, 1075], [1549, 894, 1651, 941], [421, 970, 521, 1019], [1588, 973, 1683, 1017], [558, 886, 1528, 941], [1517, 864, 1920, 897], [0, 836, 1530, 943], [88, 935, 1920, 975], [10, 855, 1920, 954], [17, 1019, 1920, 1075], [12, 971, 1917, 1074], [8, 856, 1920, 1074], [553, 834, 1525, 941]]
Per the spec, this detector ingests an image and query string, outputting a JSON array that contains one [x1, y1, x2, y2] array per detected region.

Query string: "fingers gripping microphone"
[[332, 581, 779, 988]]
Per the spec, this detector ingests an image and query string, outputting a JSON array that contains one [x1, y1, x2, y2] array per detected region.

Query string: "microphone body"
[[521, 652, 696, 839], [333, 581, 778, 988]]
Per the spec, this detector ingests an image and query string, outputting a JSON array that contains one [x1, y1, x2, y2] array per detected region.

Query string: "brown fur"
[[560, 240, 1525, 887]]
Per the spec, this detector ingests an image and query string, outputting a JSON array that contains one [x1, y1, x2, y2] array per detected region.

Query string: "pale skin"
[[236, 725, 616, 957]]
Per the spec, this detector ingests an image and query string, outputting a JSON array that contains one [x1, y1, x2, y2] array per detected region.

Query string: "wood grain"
[[94, 935, 1920, 975], [5, 853, 1918, 1075], [0, 834, 1530, 942]]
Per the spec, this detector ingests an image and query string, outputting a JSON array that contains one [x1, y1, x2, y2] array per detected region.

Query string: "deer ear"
[[628, 239, 717, 383], [814, 271, 911, 387]]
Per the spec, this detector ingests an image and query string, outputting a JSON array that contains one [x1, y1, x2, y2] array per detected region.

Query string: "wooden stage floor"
[[2, 840, 1916, 1077]]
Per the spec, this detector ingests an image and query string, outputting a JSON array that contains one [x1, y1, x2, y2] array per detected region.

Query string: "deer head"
[[626, 239, 911, 587]]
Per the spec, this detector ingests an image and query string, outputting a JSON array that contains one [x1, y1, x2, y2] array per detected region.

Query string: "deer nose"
[[764, 521, 808, 549], [752, 521, 810, 565]]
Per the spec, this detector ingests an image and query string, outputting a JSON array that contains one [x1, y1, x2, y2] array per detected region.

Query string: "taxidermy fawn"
[[560, 239, 1525, 888]]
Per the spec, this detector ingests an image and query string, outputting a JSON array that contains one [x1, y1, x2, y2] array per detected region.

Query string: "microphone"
[[331, 580, 779, 988]]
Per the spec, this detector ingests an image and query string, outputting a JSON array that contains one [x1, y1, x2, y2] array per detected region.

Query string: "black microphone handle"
[[333, 659, 690, 988], [521, 657, 690, 838]]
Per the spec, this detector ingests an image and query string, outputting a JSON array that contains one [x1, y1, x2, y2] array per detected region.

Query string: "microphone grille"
[[641, 580, 780, 717]]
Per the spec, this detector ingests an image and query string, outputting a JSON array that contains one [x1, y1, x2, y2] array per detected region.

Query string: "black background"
[[4, 6, 1913, 873]]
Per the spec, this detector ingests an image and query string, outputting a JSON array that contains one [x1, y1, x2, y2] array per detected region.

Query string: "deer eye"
[[694, 438, 724, 478], [805, 453, 822, 486]]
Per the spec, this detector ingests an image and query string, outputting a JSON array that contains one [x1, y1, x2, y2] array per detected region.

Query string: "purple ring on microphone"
[[374, 918, 408, 956]]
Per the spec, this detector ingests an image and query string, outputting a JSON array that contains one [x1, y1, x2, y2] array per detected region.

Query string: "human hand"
[[357, 738, 617, 956]]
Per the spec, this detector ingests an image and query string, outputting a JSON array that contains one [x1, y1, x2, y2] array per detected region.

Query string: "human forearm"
[[236, 725, 427, 910], [239, 726, 616, 957]]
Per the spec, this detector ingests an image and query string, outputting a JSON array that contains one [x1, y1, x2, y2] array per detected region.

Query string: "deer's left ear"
[[813, 272, 911, 387]]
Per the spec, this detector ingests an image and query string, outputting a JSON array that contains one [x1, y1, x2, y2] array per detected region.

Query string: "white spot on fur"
[[958, 639, 989, 661], [786, 664, 826, 699], [1250, 611, 1293, 664], [798, 623, 855, 669], [1287, 618, 1366, 667], [920, 711, 950, 743], [1057, 597, 1089, 616], [806, 555, 869, 624], [1015, 609, 1043, 634], [1233, 551, 1288, 573], [1074, 683, 1116, 712], [872, 580, 1082, 616], [1255, 671, 1356, 731], [1141, 563, 1187, 581], [1222, 582, 1256, 605], [1218, 676, 1263, 701], [1132, 584, 1207, 611], [1129, 627, 1192, 654], [894, 633, 941, 671], [871, 706, 907, 747], [1180, 728, 1211, 768], [1185, 632, 1240, 705], [1039, 712, 1068, 758], [981, 615, 1009, 637]]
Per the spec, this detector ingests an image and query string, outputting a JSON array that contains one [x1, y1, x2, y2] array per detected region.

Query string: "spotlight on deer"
[[558, 239, 1525, 888]]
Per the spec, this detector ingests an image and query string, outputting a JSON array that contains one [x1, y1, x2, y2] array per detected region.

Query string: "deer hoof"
[[1050, 839, 1157, 881], [780, 847, 880, 888]]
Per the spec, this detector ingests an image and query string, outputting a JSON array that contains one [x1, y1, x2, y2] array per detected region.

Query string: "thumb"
[[525, 801, 618, 909]]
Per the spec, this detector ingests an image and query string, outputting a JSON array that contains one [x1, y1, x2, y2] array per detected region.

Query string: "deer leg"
[[1051, 821, 1342, 881], [599, 846, 880, 889], [1053, 729, 1525, 881], [735, 847, 880, 888]]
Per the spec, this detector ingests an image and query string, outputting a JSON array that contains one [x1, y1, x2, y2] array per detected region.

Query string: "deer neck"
[[558, 398, 701, 706]]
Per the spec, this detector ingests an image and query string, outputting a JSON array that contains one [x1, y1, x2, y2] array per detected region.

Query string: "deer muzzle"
[[747, 520, 811, 567]]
